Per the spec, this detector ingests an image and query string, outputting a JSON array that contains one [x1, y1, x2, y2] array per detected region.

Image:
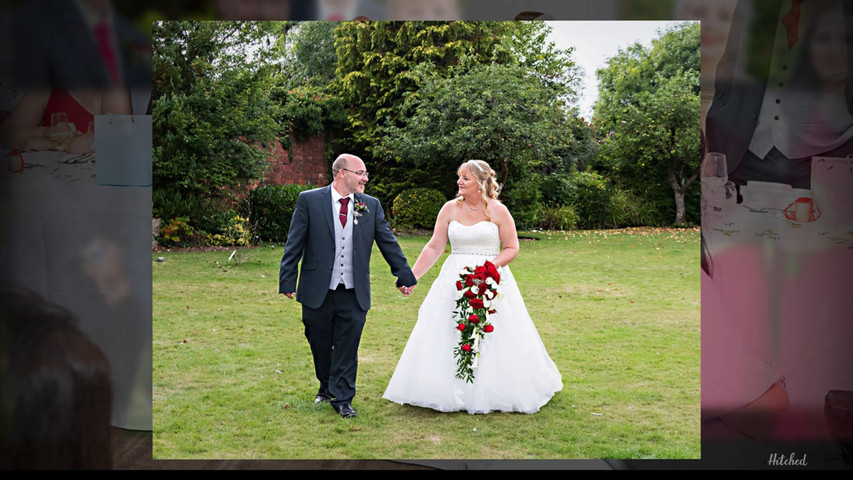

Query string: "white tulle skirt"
[[382, 252, 563, 414]]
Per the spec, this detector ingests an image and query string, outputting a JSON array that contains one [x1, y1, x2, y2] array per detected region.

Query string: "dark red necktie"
[[339, 198, 349, 227], [94, 21, 121, 85], [781, 0, 805, 50]]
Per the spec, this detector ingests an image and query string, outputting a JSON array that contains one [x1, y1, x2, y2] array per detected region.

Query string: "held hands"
[[396, 283, 415, 296]]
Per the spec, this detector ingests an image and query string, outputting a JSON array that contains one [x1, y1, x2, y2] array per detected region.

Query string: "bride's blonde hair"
[[456, 160, 501, 221]]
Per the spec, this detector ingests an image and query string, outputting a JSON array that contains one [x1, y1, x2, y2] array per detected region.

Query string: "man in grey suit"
[[706, 0, 853, 190], [279, 154, 416, 418]]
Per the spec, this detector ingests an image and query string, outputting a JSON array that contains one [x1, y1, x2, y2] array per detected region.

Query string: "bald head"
[[331, 154, 361, 177], [331, 153, 368, 196]]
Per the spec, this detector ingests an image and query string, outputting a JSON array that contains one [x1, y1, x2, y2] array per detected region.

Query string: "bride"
[[383, 160, 562, 414]]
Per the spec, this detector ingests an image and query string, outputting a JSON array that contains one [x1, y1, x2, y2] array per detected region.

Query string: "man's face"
[[337, 157, 368, 195]]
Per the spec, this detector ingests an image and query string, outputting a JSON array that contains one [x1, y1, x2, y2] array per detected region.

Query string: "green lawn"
[[152, 227, 700, 460]]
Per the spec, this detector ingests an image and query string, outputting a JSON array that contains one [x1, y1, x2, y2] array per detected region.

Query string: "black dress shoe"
[[332, 403, 357, 418]]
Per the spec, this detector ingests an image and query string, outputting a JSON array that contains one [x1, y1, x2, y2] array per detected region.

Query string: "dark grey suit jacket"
[[279, 186, 416, 311]]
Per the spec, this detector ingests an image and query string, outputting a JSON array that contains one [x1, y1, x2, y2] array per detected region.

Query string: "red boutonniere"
[[353, 200, 369, 217]]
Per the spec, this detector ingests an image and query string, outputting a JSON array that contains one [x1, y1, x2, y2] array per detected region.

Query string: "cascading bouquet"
[[453, 260, 502, 383]]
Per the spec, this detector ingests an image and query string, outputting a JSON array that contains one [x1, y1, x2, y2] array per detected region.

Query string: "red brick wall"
[[263, 135, 329, 187]]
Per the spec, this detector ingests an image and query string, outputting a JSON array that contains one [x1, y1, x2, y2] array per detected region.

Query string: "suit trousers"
[[302, 285, 367, 407]]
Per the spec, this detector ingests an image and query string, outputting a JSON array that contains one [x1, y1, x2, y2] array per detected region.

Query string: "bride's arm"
[[410, 201, 454, 280], [491, 203, 519, 268]]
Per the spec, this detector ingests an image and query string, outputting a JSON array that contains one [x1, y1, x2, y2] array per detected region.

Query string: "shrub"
[[569, 171, 620, 229], [248, 184, 316, 242], [206, 214, 251, 246], [539, 173, 576, 208], [609, 189, 664, 228], [153, 189, 213, 224], [541, 205, 578, 231], [153, 188, 243, 237], [501, 175, 544, 230], [392, 188, 446, 229], [156, 217, 205, 248]]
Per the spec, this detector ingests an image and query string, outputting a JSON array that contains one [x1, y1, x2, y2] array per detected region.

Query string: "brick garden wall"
[[264, 134, 329, 187], [153, 135, 331, 248]]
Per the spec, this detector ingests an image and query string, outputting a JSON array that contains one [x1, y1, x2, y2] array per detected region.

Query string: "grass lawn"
[[152, 227, 700, 460]]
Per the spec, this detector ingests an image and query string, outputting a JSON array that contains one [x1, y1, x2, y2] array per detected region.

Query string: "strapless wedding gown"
[[382, 220, 563, 414]]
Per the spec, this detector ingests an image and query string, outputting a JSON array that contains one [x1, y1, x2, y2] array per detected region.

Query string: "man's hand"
[[397, 284, 415, 296], [283, 292, 295, 299]]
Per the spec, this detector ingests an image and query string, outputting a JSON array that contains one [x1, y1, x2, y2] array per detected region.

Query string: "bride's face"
[[457, 169, 480, 197]]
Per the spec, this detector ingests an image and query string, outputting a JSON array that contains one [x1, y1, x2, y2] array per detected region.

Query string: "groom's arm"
[[279, 192, 309, 295], [371, 198, 417, 289]]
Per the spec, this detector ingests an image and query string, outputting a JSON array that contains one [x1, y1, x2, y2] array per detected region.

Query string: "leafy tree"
[[334, 22, 515, 156], [333, 20, 579, 207], [280, 21, 340, 88], [152, 21, 287, 202], [268, 83, 349, 144], [593, 22, 701, 225], [379, 61, 573, 203], [550, 115, 597, 174]]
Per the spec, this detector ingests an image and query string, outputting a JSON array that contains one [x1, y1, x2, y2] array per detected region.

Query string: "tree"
[[334, 22, 514, 156], [551, 115, 596, 174], [332, 20, 579, 207], [379, 61, 574, 204], [280, 21, 340, 89], [593, 22, 701, 225], [152, 21, 287, 201], [272, 22, 349, 144]]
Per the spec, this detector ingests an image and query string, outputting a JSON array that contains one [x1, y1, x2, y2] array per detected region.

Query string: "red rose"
[[456, 281, 464, 291], [484, 261, 500, 283], [457, 323, 466, 331], [483, 324, 494, 333], [464, 290, 476, 299], [488, 309, 496, 314], [465, 275, 474, 287], [468, 314, 479, 323], [469, 298, 484, 309], [461, 344, 472, 352]]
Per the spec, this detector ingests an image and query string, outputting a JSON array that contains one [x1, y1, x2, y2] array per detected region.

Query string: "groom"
[[279, 153, 417, 418]]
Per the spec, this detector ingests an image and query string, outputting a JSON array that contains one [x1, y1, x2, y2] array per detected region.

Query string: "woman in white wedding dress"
[[383, 160, 562, 414]]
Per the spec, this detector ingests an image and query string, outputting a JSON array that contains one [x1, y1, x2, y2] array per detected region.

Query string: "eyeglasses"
[[342, 168, 369, 177]]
